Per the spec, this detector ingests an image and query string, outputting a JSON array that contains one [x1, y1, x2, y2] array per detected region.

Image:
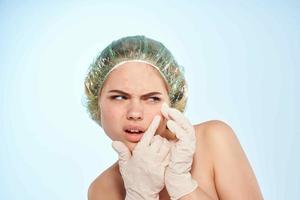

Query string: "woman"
[[84, 35, 263, 200]]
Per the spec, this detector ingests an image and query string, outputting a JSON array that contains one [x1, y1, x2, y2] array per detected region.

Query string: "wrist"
[[125, 188, 159, 200], [165, 170, 198, 200]]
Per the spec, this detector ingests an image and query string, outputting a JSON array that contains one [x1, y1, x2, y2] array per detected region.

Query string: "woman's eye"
[[148, 96, 161, 102], [110, 95, 160, 102], [111, 95, 127, 100]]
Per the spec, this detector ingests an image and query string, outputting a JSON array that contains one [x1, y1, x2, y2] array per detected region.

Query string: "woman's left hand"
[[161, 103, 198, 200]]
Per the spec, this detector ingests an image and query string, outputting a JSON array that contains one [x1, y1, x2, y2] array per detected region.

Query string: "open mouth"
[[123, 125, 145, 134], [123, 126, 145, 142], [125, 130, 144, 134], [123, 124, 146, 142]]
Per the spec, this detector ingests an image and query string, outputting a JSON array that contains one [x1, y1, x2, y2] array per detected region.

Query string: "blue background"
[[1, 1, 299, 199]]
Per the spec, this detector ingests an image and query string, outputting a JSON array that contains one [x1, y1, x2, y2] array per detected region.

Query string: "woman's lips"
[[123, 124, 146, 142], [124, 131, 144, 142]]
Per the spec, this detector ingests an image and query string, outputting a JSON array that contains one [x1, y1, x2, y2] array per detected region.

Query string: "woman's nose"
[[126, 101, 144, 121]]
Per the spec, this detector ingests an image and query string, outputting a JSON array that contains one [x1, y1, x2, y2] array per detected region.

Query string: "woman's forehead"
[[105, 89, 164, 97], [99, 62, 167, 95], [103, 78, 167, 94]]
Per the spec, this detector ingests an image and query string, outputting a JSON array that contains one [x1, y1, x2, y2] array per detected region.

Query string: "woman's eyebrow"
[[108, 90, 162, 97]]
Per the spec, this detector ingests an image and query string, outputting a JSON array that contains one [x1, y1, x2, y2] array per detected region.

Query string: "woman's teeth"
[[126, 130, 142, 134]]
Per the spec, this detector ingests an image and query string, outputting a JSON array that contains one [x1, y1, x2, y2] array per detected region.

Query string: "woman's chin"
[[125, 141, 138, 152]]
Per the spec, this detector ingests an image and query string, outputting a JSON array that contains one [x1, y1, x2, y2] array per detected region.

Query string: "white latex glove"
[[112, 115, 171, 200], [161, 103, 198, 200]]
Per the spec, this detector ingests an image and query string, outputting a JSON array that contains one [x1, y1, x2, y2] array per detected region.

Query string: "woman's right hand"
[[112, 115, 171, 200]]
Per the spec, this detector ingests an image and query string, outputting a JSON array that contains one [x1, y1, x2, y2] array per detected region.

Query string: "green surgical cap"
[[84, 35, 188, 126]]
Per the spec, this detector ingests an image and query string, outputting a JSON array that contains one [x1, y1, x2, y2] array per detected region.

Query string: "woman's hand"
[[112, 115, 171, 200], [161, 103, 198, 200]]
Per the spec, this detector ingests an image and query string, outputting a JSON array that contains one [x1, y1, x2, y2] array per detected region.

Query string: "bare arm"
[[179, 120, 263, 200], [88, 166, 125, 200], [179, 187, 215, 200], [207, 120, 263, 199], [88, 179, 106, 200]]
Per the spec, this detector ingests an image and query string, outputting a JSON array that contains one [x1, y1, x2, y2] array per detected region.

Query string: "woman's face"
[[99, 61, 173, 151]]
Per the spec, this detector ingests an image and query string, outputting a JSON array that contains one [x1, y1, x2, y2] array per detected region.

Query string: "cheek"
[[144, 105, 168, 133], [143, 104, 165, 122], [100, 106, 124, 141], [101, 106, 123, 123], [102, 105, 118, 115], [100, 98, 121, 116], [146, 103, 175, 140], [99, 102, 124, 131]]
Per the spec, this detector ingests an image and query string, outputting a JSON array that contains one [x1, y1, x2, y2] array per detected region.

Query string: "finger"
[[169, 140, 177, 147], [112, 141, 131, 166], [162, 151, 171, 167], [137, 115, 161, 147], [167, 120, 188, 141], [149, 135, 164, 152], [166, 106, 194, 133], [161, 102, 170, 120], [158, 138, 171, 160]]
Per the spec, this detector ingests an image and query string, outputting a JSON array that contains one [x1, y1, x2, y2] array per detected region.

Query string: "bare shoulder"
[[193, 120, 239, 156], [194, 120, 235, 138], [88, 162, 124, 200], [193, 120, 263, 199], [193, 120, 253, 157]]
